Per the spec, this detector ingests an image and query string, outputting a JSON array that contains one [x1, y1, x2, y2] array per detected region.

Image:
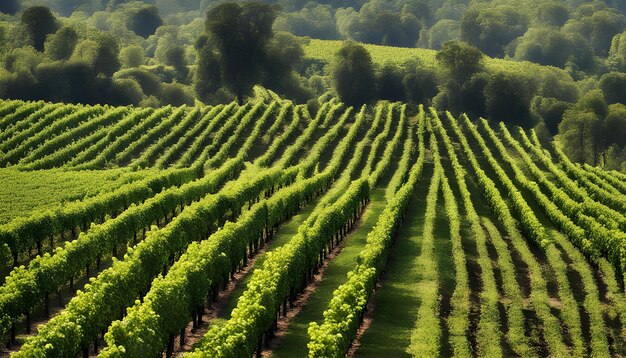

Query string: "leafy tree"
[[0, 0, 20, 15], [428, 19, 460, 50], [436, 40, 484, 111], [274, 3, 339, 39], [120, 45, 146, 68], [484, 72, 537, 128], [115, 68, 163, 98], [126, 5, 163, 39], [377, 63, 405, 102], [21, 6, 59, 52], [94, 36, 122, 77], [402, 1, 433, 27], [335, 2, 421, 47], [531, 97, 571, 135], [556, 90, 621, 165], [262, 32, 311, 102], [537, 3, 570, 27], [514, 28, 589, 69], [609, 30, 626, 71], [402, 59, 437, 105], [558, 110, 600, 165], [590, 10, 626, 56], [71, 37, 121, 77], [200, 2, 278, 104], [164, 46, 189, 80], [160, 82, 194, 106], [45, 27, 79, 61], [461, 6, 528, 58], [599, 72, 626, 105], [332, 41, 376, 106], [604, 104, 626, 148], [578, 89, 609, 118], [194, 35, 221, 103], [436, 40, 484, 86]]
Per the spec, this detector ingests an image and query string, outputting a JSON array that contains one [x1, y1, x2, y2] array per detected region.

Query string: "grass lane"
[[353, 165, 433, 357], [270, 188, 388, 357]]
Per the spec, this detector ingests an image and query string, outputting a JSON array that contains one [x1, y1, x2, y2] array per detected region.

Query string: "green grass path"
[[354, 165, 433, 357], [271, 187, 388, 358], [218, 197, 320, 319]]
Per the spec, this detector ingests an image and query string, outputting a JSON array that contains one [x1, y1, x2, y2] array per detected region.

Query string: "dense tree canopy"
[[332, 41, 376, 106], [460, 6, 528, 58], [126, 4, 163, 39], [45, 27, 79, 61], [198, 2, 278, 104], [21, 6, 60, 52]]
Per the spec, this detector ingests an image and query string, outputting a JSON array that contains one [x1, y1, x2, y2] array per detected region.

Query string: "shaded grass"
[[353, 164, 434, 357], [219, 197, 320, 318], [271, 188, 388, 358]]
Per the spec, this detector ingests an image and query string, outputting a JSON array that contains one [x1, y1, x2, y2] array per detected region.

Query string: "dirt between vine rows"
[[170, 234, 276, 357]]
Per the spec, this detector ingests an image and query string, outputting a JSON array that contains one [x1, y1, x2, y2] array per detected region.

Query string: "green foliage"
[[460, 5, 528, 58], [0, 0, 19, 15], [119, 45, 146, 68], [201, 2, 279, 104], [436, 40, 484, 86], [514, 28, 594, 69], [125, 4, 163, 39], [44, 27, 79, 61], [335, 1, 421, 47], [21, 6, 59, 52], [599, 71, 626, 104], [484, 71, 537, 128], [332, 41, 376, 106]]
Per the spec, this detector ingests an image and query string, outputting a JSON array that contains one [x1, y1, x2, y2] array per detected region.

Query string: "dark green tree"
[[599, 72, 626, 105], [460, 6, 528, 57], [165, 46, 189, 81], [484, 72, 537, 128], [21, 6, 59, 52], [377, 63, 405, 102], [45, 27, 79, 61], [94, 36, 121, 77], [531, 97, 571, 135], [537, 3, 569, 27], [201, 2, 278, 104], [590, 10, 626, 56], [262, 32, 311, 102], [126, 5, 163, 39], [557, 90, 615, 165], [436, 40, 485, 111], [332, 41, 376, 106], [402, 59, 438, 105], [436, 41, 484, 86], [194, 35, 222, 103]]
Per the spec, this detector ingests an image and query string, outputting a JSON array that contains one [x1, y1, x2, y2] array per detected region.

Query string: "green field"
[[0, 97, 624, 358]]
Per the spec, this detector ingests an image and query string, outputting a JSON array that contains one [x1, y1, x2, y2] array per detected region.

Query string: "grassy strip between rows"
[[407, 135, 443, 356], [274, 102, 413, 357], [445, 111, 568, 356], [466, 115, 585, 356], [487, 120, 610, 356], [431, 109, 510, 357], [306, 109, 426, 357], [99, 102, 366, 356]]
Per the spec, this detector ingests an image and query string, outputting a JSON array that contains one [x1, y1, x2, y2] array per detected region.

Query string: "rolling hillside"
[[0, 97, 624, 357]]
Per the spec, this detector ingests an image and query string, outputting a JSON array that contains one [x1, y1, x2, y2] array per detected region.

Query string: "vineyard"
[[0, 97, 625, 357]]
